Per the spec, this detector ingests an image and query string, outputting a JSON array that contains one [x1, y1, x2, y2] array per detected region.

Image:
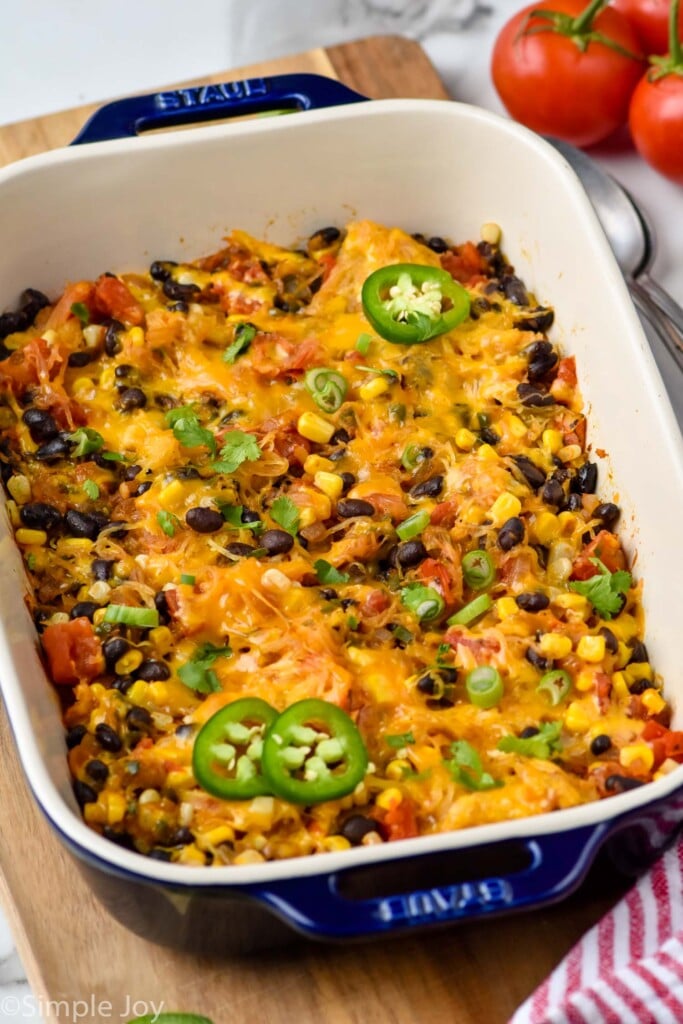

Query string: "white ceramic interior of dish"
[[0, 99, 682, 887]]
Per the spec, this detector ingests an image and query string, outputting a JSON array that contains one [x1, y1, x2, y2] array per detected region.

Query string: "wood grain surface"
[[0, 36, 626, 1024]]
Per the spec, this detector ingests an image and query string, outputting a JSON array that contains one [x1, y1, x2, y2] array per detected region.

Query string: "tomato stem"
[[670, 0, 682, 66], [570, 0, 607, 34]]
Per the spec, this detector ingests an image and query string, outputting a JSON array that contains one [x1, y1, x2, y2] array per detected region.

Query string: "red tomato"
[[629, 70, 683, 184], [491, 0, 645, 147], [613, 0, 683, 55], [41, 617, 104, 685], [92, 274, 145, 326]]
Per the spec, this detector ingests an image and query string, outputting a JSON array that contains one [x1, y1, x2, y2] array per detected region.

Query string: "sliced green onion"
[[466, 666, 504, 708], [304, 367, 348, 413], [537, 669, 572, 706], [447, 593, 492, 627], [180, 574, 196, 585], [355, 332, 372, 355], [396, 510, 431, 542], [400, 583, 444, 622], [462, 549, 496, 590], [401, 444, 423, 470], [103, 604, 159, 628]]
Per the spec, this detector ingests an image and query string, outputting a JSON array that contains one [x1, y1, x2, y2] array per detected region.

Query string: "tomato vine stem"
[[521, 0, 642, 58]]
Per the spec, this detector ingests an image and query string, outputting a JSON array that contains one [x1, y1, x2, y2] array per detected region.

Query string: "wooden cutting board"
[[0, 36, 629, 1024]]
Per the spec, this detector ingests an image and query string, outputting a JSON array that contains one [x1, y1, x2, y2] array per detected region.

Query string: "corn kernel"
[[359, 376, 390, 401], [564, 701, 592, 732], [115, 649, 143, 675], [477, 443, 499, 462], [7, 475, 31, 504], [507, 415, 528, 439], [93, 608, 107, 626], [138, 788, 160, 805], [233, 849, 266, 865], [619, 742, 654, 772], [641, 689, 666, 715], [386, 758, 411, 780], [178, 844, 208, 865], [261, 567, 291, 592], [59, 538, 94, 553], [15, 528, 47, 546], [42, 329, 58, 346], [558, 444, 582, 463], [542, 429, 564, 455], [148, 682, 169, 705], [346, 648, 375, 668], [303, 454, 333, 475], [496, 597, 519, 620], [83, 324, 105, 349], [128, 326, 145, 345], [625, 662, 653, 684], [322, 835, 352, 853], [575, 668, 596, 692], [99, 367, 116, 389], [106, 792, 127, 826], [611, 671, 630, 701], [488, 491, 522, 527], [166, 768, 194, 789], [202, 825, 235, 848], [127, 680, 149, 705], [654, 758, 680, 779], [84, 798, 107, 825], [480, 221, 501, 245], [461, 504, 486, 525], [297, 412, 335, 444], [577, 635, 606, 663], [532, 512, 561, 545], [281, 586, 309, 616], [538, 632, 573, 659], [49, 612, 70, 625], [314, 471, 344, 501], [298, 507, 317, 529], [553, 593, 589, 614], [149, 626, 173, 656], [376, 787, 403, 810], [455, 428, 477, 451], [158, 479, 184, 505], [88, 581, 111, 603], [72, 377, 95, 397]]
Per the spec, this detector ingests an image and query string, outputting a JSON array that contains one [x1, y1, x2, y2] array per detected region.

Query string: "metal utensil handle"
[[250, 825, 608, 940], [629, 279, 683, 375], [71, 74, 367, 145], [638, 272, 683, 343]]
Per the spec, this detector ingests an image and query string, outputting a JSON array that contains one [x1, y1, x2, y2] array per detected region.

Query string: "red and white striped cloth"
[[511, 838, 683, 1024]]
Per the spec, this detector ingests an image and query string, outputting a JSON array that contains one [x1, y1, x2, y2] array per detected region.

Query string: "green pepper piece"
[[361, 263, 470, 345], [192, 697, 278, 800], [261, 698, 368, 805]]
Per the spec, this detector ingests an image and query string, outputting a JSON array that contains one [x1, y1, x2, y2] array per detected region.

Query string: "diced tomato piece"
[[595, 671, 612, 713], [441, 242, 486, 286], [45, 281, 94, 329], [571, 530, 626, 580], [378, 796, 419, 841], [430, 499, 458, 527], [362, 589, 391, 617], [417, 558, 452, 600], [364, 493, 409, 522], [555, 356, 577, 388], [41, 618, 104, 685], [318, 253, 337, 282], [92, 275, 144, 326]]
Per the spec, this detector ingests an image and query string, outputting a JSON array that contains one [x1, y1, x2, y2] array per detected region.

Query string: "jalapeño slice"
[[361, 263, 470, 345], [192, 697, 278, 800]]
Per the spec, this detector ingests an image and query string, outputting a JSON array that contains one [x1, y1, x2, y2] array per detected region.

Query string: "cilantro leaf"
[[314, 559, 350, 585], [446, 740, 501, 791], [178, 642, 232, 694], [70, 302, 90, 325], [223, 322, 257, 364], [569, 558, 632, 619], [165, 406, 216, 456], [212, 431, 261, 474], [68, 427, 105, 457], [497, 721, 563, 760], [157, 510, 180, 537], [101, 451, 126, 463], [271, 496, 300, 536], [83, 479, 99, 500], [216, 501, 262, 531], [385, 731, 415, 749]]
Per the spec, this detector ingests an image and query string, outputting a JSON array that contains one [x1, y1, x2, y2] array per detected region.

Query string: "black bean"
[[112, 675, 134, 694], [629, 641, 649, 664], [132, 481, 152, 496], [241, 509, 260, 525], [126, 706, 153, 731], [528, 352, 559, 382], [410, 474, 443, 498], [501, 275, 529, 305], [595, 502, 620, 529], [70, 601, 99, 621], [320, 588, 337, 600], [416, 673, 437, 695], [114, 364, 134, 379], [103, 637, 129, 668], [137, 659, 171, 681], [516, 592, 550, 612], [514, 307, 555, 333], [542, 478, 565, 507], [154, 591, 170, 623], [185, 507, 224, 533], [427, 236, 448, 253], [628, 678, 653, 695], [340, 598, 357, 611], [563, 493, 583, 512], [121, 464, 142, 482], [64, 509, 109, 540], [479, 427, 500, 446], [22, 408, 59, 443], [336, 498, 375, 518], [104, 319, 125, 356], [35, 434, 73, 460], [572, 462, 598, 494], [175, 723, 195, 740], [339, 814, 379, 846], [519, 726, 540, 739], [20, 502, 62, 531], [513, 455, 546, 491], [498, 516, 525, 551], [600, 627, 618, 655], [590, 734, 612, 756], [95, 723, 123, 753], [340, 472, 356, 493], [261, 529, 294, 555], [73, 780, 98, 806], [66, 724, 87, 750], [605, 775, 644, 793], [330, 427, 351, 444], [68, 350, 96, 368], [150, 260, 177, 281], [148, 849, 173, 861], [85, 759, 109, 784], [169, 827, 195, 846], [328, 447, 347, 462], [163, 279, 199, 302], [309, 226, 341, 249], [225, 542, 255, 557], [517, 382, 554, 407], [525, 646, 552, 671], [118, 386, 147, 411], [103, 827, 136, 850], [396, 540, 428, 568], [92, 557, 115, 581], [0, 289, 50, 339]]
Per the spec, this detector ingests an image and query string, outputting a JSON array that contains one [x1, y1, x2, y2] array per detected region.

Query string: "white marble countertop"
[[0, 1, 681, 1020]]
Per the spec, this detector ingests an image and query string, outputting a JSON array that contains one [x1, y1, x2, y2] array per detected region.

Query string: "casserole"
[[0, 74, 682, 951]]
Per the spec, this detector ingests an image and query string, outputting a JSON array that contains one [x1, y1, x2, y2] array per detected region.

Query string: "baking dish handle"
[[250, 824, 609, 940], [71, 73, 367, 145]]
